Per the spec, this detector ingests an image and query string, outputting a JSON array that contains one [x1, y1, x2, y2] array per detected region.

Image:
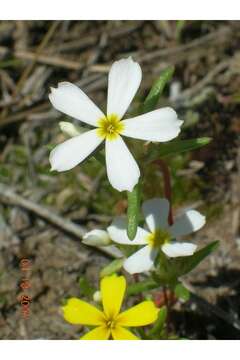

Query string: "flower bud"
[[82, 229, 111, 247], [93, 290, 102, 303], [59, 122, 84, 137]]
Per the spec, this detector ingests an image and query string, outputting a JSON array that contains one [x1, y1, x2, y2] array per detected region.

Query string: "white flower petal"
[[169, 210, 206, 238], [50, 129, 103, 171], [162, 242, 197, 258], [107, 57, 142, 119], [105, 136, 140, 192], [82, 229, 111, 247], [107, 217, 149, 245], [49, 82, 104, 126], [142, 198, 169, 232], [123, 246, 157, 274], [121, 108, 183, 142]]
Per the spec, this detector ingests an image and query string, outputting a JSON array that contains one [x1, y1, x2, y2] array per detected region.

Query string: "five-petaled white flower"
[[49, 58, 183, 192], [107, 198, 206, 274]]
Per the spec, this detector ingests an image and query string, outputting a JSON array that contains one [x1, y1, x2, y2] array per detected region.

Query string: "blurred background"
[[0, 20, 240, 339]]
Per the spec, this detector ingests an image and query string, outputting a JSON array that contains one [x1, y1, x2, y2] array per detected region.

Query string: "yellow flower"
[[62, 274, 159, 340]]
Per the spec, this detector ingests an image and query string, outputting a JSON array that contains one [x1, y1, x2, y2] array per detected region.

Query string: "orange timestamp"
[[18, 258, 32, 319]]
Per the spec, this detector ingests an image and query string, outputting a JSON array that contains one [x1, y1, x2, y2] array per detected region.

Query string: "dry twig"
[[0, 183, 120, 259]]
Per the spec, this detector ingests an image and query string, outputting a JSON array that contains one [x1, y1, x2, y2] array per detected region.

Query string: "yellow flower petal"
[[81, 326, 110, 340], [111, 326, 139, 340], [116, 301, 159, 327], [101, 275, 126, 319], [62, 298, 105, 325]]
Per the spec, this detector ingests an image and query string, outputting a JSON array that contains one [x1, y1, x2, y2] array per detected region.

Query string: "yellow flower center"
[[97, 114, 124, 140], [106, 319, 116, 329], [147, 228, 171, 249]]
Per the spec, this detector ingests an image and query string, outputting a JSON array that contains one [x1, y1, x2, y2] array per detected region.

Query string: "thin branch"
[[14, 50, 84, 70], [0, 183, 120, 259], [190, 293, 240, 332], [153, 159, 173, 226]]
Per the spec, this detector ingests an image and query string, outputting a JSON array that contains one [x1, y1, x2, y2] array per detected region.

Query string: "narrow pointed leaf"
[[127, 279, 159, 296], [148, 306, 167, 336], [147, 137, 212, 162], [174, 240, 219, 276], [155, 241, 219, 286], [174, 283, 190, 302], [127, 182, 141, 240], [100, 258, 124, 278], [143, 66, 175, 113]]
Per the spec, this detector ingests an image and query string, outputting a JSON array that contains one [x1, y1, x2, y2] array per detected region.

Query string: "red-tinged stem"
[[163, 286, 170, 335], [153, 159, 173, 226]]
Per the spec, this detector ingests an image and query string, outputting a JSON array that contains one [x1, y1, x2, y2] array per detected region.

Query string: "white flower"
[[49, 58, 183, 192], [107, 198, 206, 274], [82, 229, 111, 247]]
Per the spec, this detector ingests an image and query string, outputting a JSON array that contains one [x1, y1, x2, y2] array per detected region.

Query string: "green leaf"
[[155, 241, 219, 286], [174, 240, 219, 276], [175, 20, 186, 42], [100, 258, 124, 278], [94, 152, 105, 166], [79, 277, 95, 297], [147, 137, 212, 162], [127, 182, 141, 240], [174, 283, 190, 302], [142, 66, 175, 113], [148, 306, 167, 336], [153, 252, 176, 286], [127, 279, 159, 296]]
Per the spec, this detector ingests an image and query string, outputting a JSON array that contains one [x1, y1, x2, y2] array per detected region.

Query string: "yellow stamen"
[[96, 114, 124, 140], [106, 319, 116, 329], [147, 228, 171, 248]]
